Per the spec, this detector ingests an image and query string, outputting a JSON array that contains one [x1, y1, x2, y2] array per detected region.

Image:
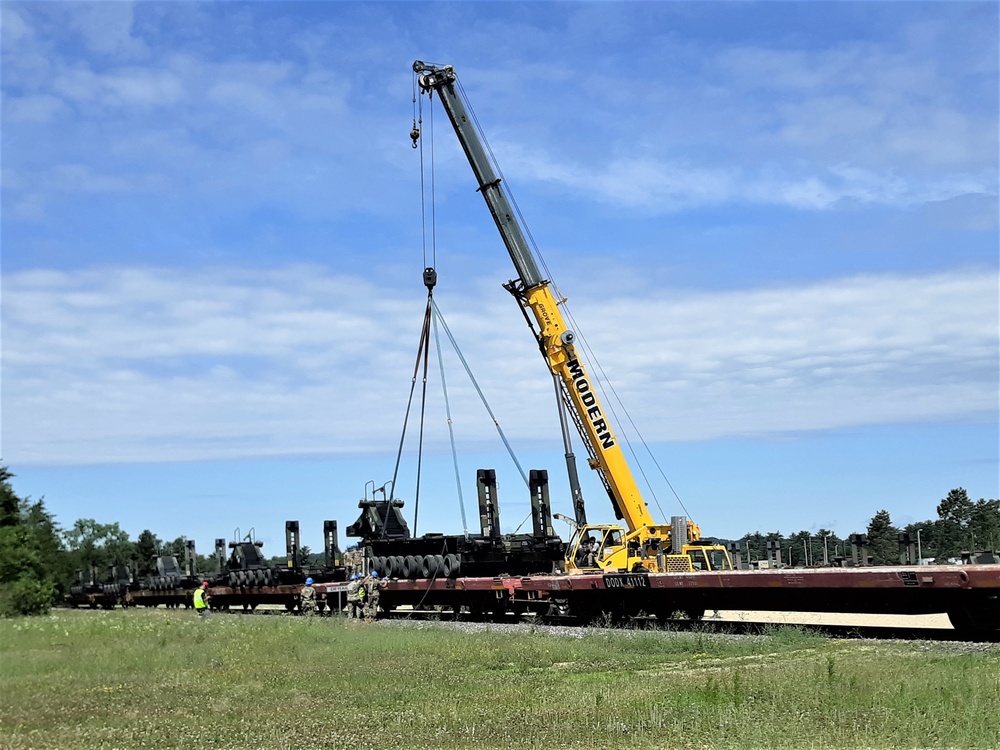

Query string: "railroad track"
[[214, 605, 1000, 645]]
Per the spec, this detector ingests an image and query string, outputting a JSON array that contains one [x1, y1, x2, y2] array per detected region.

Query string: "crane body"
[[413, 61, 731, 574]]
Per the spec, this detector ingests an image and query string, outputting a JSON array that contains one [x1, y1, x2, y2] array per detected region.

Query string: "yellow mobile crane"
[[413, 62, 732, 575]]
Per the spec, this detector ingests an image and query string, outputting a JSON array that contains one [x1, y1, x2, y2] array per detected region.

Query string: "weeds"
[[0, 610, 997, 749]]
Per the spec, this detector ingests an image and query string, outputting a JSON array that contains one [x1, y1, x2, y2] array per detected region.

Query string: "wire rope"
[[431, 299, 529, 488], [454, 73, 694, 525], [432, 305, 470, 537]]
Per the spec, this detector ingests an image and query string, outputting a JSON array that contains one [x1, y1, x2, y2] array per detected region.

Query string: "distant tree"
[[738, 532, 767, 563], [0, 468, 61, 616], [867, 509, 900, 565], [134, 530, 162, 577], [62, 518, 134, 577], [163, 536, 188, 558], [934, 488, 975, 559], [969, 498, 1000, 554]]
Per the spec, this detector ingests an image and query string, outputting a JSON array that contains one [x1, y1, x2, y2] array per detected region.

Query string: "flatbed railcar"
[[313, 563, 1000, 634]]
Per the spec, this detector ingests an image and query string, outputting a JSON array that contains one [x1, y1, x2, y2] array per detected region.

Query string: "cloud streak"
[[4, 265, 995, 465]]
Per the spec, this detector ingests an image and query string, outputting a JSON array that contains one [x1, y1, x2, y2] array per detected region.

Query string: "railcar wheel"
[[948, 597, 1000, 633]]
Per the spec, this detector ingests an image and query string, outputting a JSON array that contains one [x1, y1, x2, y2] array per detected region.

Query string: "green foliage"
[[62, 518, 135, 571], [0, 468, 62, 616], [867, 509, 901, 565], [736, 488, 999, 567], [134, 530, 162, 576], [970, 498, 1000, 553], [0, 576, 57, 617], [930, 489, 1000, 559]]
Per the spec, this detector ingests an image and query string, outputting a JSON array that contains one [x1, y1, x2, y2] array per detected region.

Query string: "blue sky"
[[2, 1, 997, 556]]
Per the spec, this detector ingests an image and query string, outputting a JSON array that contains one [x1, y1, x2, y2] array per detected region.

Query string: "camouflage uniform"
[[343, 547, 364, 579], [347, 578, 367, 619], [299, 583, 316, 617], [364, 575, 382, 622]]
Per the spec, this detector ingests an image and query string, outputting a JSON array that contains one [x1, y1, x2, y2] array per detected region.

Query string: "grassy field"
[[1, 609, 997, 750]]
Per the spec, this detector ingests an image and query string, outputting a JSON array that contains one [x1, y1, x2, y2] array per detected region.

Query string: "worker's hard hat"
[[370, 571, 378, 578], [305, 578, 313, 585], [202, 581, 209, 586]]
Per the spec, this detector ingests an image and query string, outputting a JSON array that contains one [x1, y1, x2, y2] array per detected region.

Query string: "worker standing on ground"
[[346, 573, 367, 619], [355, 574, 367, 619], [193, 581, 210, 620], [300, 577, 316, 617], [346, 574, 359, 618], [365, 571, 382, 622]]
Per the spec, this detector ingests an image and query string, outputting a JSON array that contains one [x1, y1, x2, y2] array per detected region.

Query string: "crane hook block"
[[423, 267, 438, 290], [410, 124, 420, 149]]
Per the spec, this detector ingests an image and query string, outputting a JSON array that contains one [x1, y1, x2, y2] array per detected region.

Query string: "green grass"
[[1, 609, 998, 749]]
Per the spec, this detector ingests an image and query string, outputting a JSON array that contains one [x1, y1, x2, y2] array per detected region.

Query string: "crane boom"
[[414, 61, 728, 574], [414, 61, 652, 529]]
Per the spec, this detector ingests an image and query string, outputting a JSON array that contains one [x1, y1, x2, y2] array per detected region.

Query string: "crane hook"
[[410, 120, 420, 149]]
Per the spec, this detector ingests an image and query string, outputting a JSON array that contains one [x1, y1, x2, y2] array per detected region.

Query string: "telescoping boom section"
[[413, 61, 731, 575]]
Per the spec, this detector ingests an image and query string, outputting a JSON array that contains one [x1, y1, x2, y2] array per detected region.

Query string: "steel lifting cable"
[[384, 297, 433, 537], [431, 299, 529, 488], [401, 70, 472, 536], [412, 300, 432, 537], [431, 308, 470, 537], [457, 74, 691, 524], [565, 317, 691, 522], [413, 75, 437, 271]]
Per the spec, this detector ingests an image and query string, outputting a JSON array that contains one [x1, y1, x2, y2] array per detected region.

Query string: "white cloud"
[[505, 142, 996, 212], [2, 265, 996, 466]]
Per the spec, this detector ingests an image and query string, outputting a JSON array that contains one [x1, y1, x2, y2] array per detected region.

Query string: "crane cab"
[[565, 523, 734, 574], [566, 525, 625, 572]]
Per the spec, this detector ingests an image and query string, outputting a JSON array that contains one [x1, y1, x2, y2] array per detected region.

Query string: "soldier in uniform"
[[299, 577, 316, 617], [365, 571, 382, 622], [346, 573, 367, 619]]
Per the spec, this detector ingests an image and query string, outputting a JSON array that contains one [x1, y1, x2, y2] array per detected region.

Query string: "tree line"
[[1, 464, 997, 616], [731, 488, 1000, 567]]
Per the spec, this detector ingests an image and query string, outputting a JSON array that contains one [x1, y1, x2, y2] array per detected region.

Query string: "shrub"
[[0, 575, 57, 617]]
